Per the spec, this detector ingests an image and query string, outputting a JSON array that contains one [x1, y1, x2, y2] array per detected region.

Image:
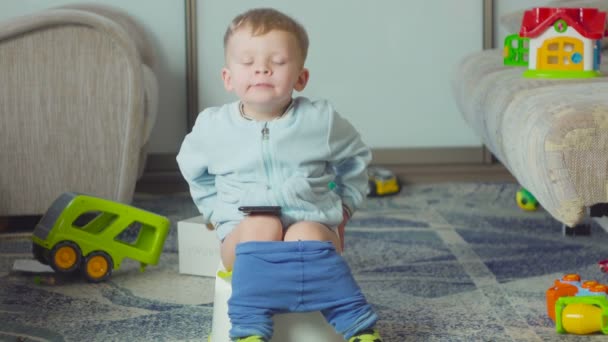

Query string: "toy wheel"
[[83, 251, 113, 283], [516, 188, 539, 211], [32, 243, 50, 265], [50, 241, 82, 273]]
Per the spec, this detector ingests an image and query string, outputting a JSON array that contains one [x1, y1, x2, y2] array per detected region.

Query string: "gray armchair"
[[452, 1, 608, 231], [0, 4, 159, 216]]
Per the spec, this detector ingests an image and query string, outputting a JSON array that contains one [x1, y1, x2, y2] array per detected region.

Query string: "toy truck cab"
[[368, 167, 401, 197], [32, 192, 170, 282]]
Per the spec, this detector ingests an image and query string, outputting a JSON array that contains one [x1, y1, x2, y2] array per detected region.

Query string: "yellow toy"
[[368, 167, 401, 197], [546, 273, 608, 335]]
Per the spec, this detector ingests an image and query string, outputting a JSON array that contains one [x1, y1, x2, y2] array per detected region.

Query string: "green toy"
[[516, 188, 539, 211], [503, 34, 529, 67], [32, 192, 170, 282]]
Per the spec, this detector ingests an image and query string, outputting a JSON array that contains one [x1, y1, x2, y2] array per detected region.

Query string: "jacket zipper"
[[261, 122, 273, 190], [261, 122, 288, 208]]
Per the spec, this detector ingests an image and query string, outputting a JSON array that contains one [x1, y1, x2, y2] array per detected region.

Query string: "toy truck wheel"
[[32, 243, 50, 265], [50, 241, 82, 273], [83, 251, 113, 283]]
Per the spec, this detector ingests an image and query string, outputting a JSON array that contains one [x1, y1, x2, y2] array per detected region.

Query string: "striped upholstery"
[[0, 5, 158, 215], [453, 48, 608, 226]]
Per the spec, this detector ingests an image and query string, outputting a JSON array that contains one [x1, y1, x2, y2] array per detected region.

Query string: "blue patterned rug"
[[2, 182, 608, 341]]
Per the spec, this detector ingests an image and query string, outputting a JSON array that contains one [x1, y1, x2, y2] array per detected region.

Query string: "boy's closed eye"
[[271, 55, 287, 64]]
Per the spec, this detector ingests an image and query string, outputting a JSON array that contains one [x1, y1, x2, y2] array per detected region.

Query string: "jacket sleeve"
[[327, 110, 372, 214], [176, 113, 217, 223]]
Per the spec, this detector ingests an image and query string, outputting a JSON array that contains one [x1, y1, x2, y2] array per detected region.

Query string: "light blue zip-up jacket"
[[176, 97, 371, 240]]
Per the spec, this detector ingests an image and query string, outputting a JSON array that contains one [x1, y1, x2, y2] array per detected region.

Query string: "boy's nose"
[[255, 64, 271, 75]]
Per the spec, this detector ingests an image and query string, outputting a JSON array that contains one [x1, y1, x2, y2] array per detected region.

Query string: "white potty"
[[210, 266, 346, 342]]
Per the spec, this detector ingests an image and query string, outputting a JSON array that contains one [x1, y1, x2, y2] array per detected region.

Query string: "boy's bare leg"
[[284, 221, 342, 253], [221, 215, 283, 271]]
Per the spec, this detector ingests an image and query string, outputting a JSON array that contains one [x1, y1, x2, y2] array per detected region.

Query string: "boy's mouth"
[[252, 83, 273, 88]]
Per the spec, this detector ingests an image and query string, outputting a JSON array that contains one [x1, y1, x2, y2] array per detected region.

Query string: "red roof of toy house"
[[520, 7, 606, 39]]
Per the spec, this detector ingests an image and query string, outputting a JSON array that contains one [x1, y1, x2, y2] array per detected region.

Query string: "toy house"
[[504, 7, 606, 78]]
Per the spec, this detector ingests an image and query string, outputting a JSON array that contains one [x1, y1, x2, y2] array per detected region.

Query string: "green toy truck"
[[32, 192, 170, 282]]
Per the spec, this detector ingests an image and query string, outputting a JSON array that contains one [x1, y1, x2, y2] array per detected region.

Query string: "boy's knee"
[[284, 221, 340, 251], [238, 215, 283, 241], [221, 216, 284, 270]]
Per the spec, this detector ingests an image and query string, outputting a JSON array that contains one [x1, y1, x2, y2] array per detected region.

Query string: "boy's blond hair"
[[224, 8, 309, 63]]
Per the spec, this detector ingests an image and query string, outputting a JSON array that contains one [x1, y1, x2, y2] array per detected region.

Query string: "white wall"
[[2, 1, 514, 152], [198, 1, 484, 148], [0, 0, 186, 153]]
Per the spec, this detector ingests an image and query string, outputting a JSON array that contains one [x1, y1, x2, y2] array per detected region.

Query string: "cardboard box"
[[177, 216, 220, 277]]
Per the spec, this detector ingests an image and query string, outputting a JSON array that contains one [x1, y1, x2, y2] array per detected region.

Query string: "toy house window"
[[73, 211, 118, 234], [509, 38, 529, 50], [548, 56, 559, 64], [548, 43, 559, 51], [504, 34, 529, 65]]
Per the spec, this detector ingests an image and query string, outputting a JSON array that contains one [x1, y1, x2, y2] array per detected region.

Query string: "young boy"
[[177, 8, 382, 342]]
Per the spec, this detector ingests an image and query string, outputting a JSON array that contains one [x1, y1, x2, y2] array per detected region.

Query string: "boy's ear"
[[294, 68, 309, 92], [222, 67, 233, 91]]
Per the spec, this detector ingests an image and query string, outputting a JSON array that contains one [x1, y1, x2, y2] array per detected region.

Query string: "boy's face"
[[222, 27, 309, 116]]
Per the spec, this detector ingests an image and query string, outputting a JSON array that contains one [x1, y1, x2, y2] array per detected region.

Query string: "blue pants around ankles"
[[228, 240, 378, 340]]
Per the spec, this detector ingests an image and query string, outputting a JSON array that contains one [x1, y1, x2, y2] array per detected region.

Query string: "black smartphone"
[[238, 206, 282, 216]]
